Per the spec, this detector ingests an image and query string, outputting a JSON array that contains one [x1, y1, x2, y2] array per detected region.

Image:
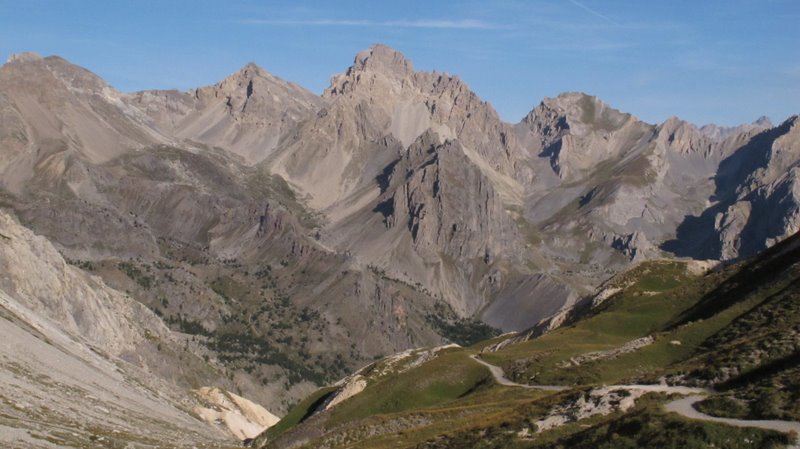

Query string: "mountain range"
[[0, 44, 798, 448]]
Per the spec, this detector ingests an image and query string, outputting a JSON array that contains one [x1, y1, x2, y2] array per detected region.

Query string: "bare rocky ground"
[[0, 210, 237, 448]]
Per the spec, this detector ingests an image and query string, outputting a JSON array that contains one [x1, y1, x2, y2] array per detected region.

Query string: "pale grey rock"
[[699, 116, 773, 141], [129, 62, 322, 164], [0, 209, 234, 447], [0, 210, 165, 355], [5, 51, 42, 63], [667, 116, 800, 260], [270, 44, 528, 212], [0, 53, 168, 194], [481, 273, 578, 332], [518, 92, 644, 181]]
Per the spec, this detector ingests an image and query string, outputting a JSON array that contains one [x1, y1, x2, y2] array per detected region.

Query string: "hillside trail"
[[471, 354, 800, 447], [665, 396, 800, 448], [469, 355, 706, 394], [469, 355, 567, 391]]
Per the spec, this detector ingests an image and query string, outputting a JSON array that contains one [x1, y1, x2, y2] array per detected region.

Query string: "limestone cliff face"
[[388, 132, 520, 262], [519, 93, 647, 182], [649, 115, 799, 261], [711, 116, 800, 259], [264, 46, 537, 319], [372, 132, 524, 314], [516, 92, 788, 267]]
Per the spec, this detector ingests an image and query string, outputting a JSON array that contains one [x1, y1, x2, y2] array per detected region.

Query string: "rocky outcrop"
[[194, 387, 280, 440], [716, 116, 800, 259], [534, 386, 651, 433], [0, 210, 167, 354], [387, 132, 521, 262]]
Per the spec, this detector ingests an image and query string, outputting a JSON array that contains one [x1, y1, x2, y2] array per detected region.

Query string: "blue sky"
[[1, 0, 798, 126]]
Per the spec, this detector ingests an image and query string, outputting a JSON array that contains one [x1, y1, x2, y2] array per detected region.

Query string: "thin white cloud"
[[384, 19, 506, 30], [565, 0, 620, 26], [240, 18, 509, 30], [241, 19, 371, 26]]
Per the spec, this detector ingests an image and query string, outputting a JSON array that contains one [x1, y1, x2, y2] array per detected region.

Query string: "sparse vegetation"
[[118, 261, 154, 290], [165, 315, 210, 336], [426, 301, 501, 346], [64, 257, 96, 271], [527, 406, 792, 449]]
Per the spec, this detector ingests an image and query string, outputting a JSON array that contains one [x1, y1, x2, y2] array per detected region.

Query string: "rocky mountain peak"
[[207, 61, 270, 97], [325, 44, 416, 98], [139, 59, 325, 164], [539, 92, 601, 114], [352, 44, 414, 78], [0, 53, 107, 92], [519, 91, 635, 163], [235, 61, 267, 79], [5, 51, 43, 64], [542, 92, 632, 131], [659, 116, 698, 136], [542, 91, 594, 108], [0, 52, 160, 170], [656, 116, 713, 154], [754, 115, 773, 128], [193, 60, 319, 115]]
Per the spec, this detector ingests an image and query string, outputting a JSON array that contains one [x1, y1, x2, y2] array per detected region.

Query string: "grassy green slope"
[[255, 234, 800, 449], [677, 237, 800, 421], [482, 260, 698, 385], [486, 234, 800, 403]]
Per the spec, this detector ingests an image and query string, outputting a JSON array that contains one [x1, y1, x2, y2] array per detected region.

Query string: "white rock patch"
[[193, 387, 279, 440]]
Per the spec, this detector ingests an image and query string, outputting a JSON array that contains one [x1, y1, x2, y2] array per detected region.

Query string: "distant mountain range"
[[0, 45, 798, 447]]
